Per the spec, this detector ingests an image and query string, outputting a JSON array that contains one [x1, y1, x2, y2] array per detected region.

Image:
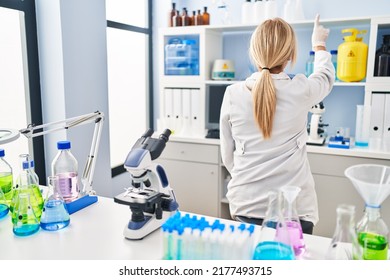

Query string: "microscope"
[[114, 128, 179, 240], [307, 102, 328, 145]]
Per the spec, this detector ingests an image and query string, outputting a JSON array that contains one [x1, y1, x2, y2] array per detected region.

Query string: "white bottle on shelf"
[[294, 0, 305, 21], [253, 0, 266, 25], [241, 0, 253, 25], [264, 0, 277, 20], [283, 0, 295, 22]]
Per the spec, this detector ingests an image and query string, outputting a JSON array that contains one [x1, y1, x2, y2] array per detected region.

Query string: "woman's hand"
[[311, 14, 329, 51]]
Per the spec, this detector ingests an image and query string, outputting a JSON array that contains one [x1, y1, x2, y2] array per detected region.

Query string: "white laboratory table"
[[0, 196, 332, 260]]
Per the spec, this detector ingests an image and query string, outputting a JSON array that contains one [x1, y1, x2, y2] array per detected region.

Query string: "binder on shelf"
[[181, 88, 192, 136], [369, 93, 385, 139], [383, 94, 390, 151], [190, 88, 203, 137], [163, 88, 174, 131], [173, 88, 183, 135]]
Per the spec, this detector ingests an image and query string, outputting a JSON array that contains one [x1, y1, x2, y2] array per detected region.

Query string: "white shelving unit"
[[157, 16, 390, 232]]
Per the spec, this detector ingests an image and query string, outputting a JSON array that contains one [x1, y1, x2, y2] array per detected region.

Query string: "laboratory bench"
[[0, 196, 332, 260]]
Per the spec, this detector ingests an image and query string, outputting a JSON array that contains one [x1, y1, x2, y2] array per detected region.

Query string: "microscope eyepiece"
[[159, 129, 171, 143], [142, 128, 154, 138]]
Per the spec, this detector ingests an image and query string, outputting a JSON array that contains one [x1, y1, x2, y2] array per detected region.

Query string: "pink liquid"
[[286, 221, 305, 256], [57, 172, 79, 202]]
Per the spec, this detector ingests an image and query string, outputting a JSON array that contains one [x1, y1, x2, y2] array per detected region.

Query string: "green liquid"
[[0, 173, 13, 204], [358, 232, 389, 260], [10, 184, 44, 222]]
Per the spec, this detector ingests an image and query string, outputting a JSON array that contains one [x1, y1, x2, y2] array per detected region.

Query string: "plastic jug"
[[337, 28, 368, 82]]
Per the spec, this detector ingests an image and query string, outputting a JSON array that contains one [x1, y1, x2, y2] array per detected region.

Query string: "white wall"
[[35, 0, 112, 197]]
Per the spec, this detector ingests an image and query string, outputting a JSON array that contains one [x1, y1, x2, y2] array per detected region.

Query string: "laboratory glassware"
[[325, 204, 363, 260], [52, 140, 80, 202], [355, 105, 370, 147], [0, 187, 9, 218], [40, 175, 70, 231], [241, 0, 253, 25], [202, 6, 210, 25], [305, 51, 315, 77], [280, 185, 306, 257], [374, 34, 390, 76], [253, 190, 295, 260], [10, 154, 44, 221], [345, 164, 390, 260], [168, 2, 177, 27], [0, 148, 13, 205], [12, 192, 40, 236], [331, 50, 338, 80]]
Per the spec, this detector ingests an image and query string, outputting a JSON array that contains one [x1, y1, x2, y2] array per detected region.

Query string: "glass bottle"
[[40, 175, 70, 231], [374, 34, 390, 76], [195, 9, 203, 26], [52, 140, 80, 202], [325, 204, 363, 260], [305, 51, 315, 77], [12, 192, 40, 236], [280, 186, 306, 257], [0, 148, 13, 206], [10, 154, 44, 221], [190, 11, 196, 26], [331, 50, 338, 80], [172, 10, 182, 27], [0, 187, 9, 219], [202, 7, 210, 25], [181, 8, 190, 26], [357, 205, 389, 260], [168, 2, 177, 27], [253, 190, 295, 260]]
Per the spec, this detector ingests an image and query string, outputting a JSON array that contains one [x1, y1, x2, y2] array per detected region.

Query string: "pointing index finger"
[[314, 14, 320, 27]]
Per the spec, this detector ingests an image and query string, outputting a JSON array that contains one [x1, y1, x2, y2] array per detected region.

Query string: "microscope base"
[[124, 211, 175, 240], [306, 137, 325, 146]]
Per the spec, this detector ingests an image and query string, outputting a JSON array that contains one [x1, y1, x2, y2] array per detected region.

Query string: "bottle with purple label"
[[52, 141, 79, 202]]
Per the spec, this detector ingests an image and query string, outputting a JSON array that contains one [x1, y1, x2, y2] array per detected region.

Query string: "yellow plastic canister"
[[337, 28, 368, 82]]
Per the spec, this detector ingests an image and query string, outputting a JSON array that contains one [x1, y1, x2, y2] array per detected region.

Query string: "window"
[[0, 0, 45, 182], [106, 0, 153, 176]]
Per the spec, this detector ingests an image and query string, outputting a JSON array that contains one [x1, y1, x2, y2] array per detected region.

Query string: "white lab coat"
[[220, 50, 335, 225]]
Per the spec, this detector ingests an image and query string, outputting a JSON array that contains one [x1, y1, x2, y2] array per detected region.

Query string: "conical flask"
[[345, 164, 390, 260], [0, 187, 9, 219], [325, 204, 363, 260], [10, 154, 44, 221], [12, 192, 40, 236], [280, 186, 306, 257], [40, 175, 70, 231], [253, 190, 295, 260]]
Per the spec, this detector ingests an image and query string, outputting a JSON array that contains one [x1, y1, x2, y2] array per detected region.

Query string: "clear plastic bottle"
[[52, 140, 80, 202], [331, 50, 338, 81], [325, 204, 363, 260], [305, 51, 315, 77], [241, 0, 253, 25], [253, 0, 265, 25], [40, 175, 70, 231], [0, 148, 13, 206]]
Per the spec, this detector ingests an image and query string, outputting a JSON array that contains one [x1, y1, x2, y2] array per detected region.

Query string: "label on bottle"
[[57, 172, 79, 201]]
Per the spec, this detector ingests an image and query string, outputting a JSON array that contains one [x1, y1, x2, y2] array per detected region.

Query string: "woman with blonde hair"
[[220, 15, 334, 234]]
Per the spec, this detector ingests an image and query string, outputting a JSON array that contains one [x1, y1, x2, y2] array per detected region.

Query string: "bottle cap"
[[30, 160, 35, 168], [22, 161, 29, 170], [310, 50, 315, 55], [57, 140, 71, 150], [330, 50, 338, 55], [0, 149, 4, 157]]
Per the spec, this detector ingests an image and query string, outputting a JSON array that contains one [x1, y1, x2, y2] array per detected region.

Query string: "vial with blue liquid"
[[40, 175, 70, 231]]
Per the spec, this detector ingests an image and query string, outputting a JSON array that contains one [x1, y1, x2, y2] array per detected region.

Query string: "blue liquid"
[[13, 224, 40, 237], [40, 200, 70, 231], [0, 204, 9, 219], [253, 241, 295, 260]]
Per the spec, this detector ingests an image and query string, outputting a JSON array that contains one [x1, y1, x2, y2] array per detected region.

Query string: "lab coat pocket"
[[234, 139, 245, 155], [296, 133, 307, 149]]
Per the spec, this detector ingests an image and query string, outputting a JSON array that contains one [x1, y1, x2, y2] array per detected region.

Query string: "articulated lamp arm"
[[19, 111, 104, 196]]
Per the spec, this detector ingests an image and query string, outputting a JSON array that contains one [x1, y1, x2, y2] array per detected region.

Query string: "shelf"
[[334, 81, 366, 87], [205, 80, 237, 85]]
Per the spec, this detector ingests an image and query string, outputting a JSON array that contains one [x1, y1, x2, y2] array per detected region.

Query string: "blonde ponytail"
[[249, 18, 297, 139]]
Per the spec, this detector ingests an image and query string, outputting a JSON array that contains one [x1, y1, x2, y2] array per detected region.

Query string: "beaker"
[[0, 187, 9, 219], [253, 191, 295, 260], [12, 192, 40, 236], [280, 186, 306, 257], [325, 204, 363, 260], [40, 176, 70, 231], [345, 164, 390, 260]]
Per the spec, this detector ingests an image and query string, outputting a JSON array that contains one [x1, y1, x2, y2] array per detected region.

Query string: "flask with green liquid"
[[0, 149, 13, 206]]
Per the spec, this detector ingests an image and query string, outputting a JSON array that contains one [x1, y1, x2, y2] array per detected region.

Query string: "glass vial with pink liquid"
[[52, 141, 79, 202]]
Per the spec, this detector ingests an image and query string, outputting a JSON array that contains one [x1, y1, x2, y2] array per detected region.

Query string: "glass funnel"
[[345, 164, 390, 260], [325, 204, 363, 260], [12, 192, 40, 236], [40, 176, 70, 231], [252, 190, 295, 260], [280, 186, 306, 257]]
